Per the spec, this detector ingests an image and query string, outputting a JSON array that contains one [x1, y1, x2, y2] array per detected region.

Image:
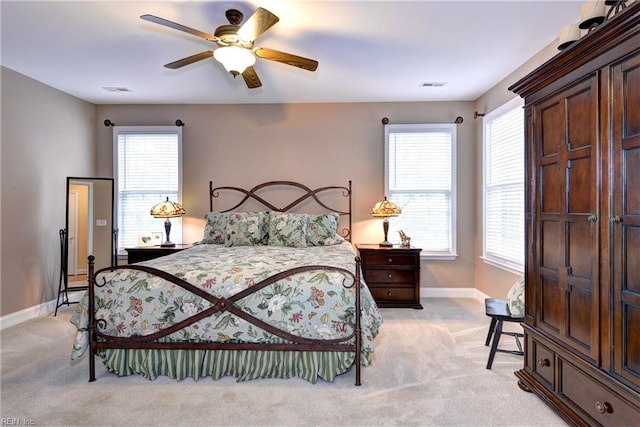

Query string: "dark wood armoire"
[[509, 3, 640, 425]]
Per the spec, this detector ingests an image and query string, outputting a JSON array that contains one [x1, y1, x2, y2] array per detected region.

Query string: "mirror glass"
[[64, 177, 115, 287]]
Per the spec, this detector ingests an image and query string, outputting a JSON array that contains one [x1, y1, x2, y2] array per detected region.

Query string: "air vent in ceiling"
[[420, 82, 447, 87], [102, 86, 132, 92]]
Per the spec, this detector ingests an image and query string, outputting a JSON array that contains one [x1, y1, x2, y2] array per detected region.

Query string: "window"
[[482, 97, 524, 272], [384, 123, 456, 258], [113, 126, 182, 254]]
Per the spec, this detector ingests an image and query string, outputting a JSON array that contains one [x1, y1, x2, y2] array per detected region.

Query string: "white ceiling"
[[1, 0, 585, 105]]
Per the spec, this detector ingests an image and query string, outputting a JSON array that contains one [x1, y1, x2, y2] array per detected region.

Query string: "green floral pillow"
[[267, 212, 308, 247], [199, 212, 228, 244], [306, 212, 345, 246], [225, 212, 268, 247], [507, 276, 525, 318]]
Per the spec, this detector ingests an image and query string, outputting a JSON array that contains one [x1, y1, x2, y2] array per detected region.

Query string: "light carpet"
[[0, 298, 566, 426]]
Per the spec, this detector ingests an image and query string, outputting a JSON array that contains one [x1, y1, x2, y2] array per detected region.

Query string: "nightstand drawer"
[[361, 253, 417, 267], [369, 286, 415, 303], [363, 269, 414, 284]]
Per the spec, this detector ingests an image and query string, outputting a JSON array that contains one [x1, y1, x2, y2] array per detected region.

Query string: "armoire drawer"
[[532, 340, 555, 389], [560, 361, 639, 426]]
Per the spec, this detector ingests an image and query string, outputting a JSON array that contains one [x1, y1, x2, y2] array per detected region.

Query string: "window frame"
[[481, 97, 525, 273], [112, 126, 183, 255], [384, 123, 457, 260]]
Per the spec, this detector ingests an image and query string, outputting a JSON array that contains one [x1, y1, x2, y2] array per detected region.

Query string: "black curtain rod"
[[103, 119, 185, 127]]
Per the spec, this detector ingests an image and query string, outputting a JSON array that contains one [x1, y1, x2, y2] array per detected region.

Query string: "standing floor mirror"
[[55, 177, 115, 315]]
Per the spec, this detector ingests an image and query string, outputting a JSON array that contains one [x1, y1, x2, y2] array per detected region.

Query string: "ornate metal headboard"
[[209, 180, 353, 242]]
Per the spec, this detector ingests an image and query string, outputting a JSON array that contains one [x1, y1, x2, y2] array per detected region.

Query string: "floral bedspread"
[[70, 241, 382, 360]]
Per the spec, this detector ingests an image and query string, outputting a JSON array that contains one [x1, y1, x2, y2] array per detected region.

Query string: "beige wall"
[[472, 42, 560, 297], [96, 102, 477, 289], [1, 66, 96, 316]]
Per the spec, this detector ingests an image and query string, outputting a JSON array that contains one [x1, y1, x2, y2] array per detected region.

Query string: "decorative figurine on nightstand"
[[399, 230, 411, 247]]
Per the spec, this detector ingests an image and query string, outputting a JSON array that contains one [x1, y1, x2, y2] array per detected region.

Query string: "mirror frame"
[[63, 177, 116, 288]]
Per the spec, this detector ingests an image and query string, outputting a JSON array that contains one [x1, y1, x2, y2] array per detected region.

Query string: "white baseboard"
[[0, 291, 85, 330]]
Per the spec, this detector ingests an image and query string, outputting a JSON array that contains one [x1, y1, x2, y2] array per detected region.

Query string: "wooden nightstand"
[[356, 244, 422, 309], [125, 244, 192, 264]]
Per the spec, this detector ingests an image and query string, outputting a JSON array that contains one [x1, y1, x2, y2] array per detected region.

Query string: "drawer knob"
[[387, 291, 392, 296], [387, 273, 393, 279], [388, 258, 393, 263], [594, 401, 611, 414], [537, 358, 550, 367]]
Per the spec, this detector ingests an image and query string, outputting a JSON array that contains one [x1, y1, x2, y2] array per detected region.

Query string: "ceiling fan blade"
[[254, 47, 318, 72], [141, 14, 218, 42], [237, 8, 279, 42], [241, 66, 262, 89], [164, 51, 214, 69]]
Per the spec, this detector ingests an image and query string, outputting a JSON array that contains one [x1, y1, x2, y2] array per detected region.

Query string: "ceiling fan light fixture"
[[214, 46, 256, 76], [142, 8, 316, 89]]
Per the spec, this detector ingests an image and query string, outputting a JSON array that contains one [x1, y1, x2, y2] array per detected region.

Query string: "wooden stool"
[[484, 298, 524, 369]]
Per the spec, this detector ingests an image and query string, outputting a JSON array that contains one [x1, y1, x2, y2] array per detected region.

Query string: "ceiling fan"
[[141, 7, 318, 89]]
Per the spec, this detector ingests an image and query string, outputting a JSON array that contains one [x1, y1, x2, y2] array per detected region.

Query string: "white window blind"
[[483, 98, 524, 272], [385, 124, 456, 257], [113, 127, 182, 253]]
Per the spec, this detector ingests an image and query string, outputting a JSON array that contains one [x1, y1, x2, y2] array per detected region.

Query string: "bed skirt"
[[96, 346, 370, 383]]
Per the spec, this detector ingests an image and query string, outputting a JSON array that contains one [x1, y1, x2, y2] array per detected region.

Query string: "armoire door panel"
[[540, 102, 563, 157], [566, 156, 593, 213], [624, 226, 640, 294], [622, 304, 640, 384], [566, 83, 596, 150], [566, 285, 594, 354], [541, 164, 561, 213], [540, 276, 562, 334], [621, 57, 640, 139], [566, 222, 594, 280], [541, 220, 560, 269], [624, 147, 640, 214]]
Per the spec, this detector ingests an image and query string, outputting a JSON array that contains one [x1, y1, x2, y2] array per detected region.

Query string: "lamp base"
[[379, 217, 393, 247], [161, 219, 175, 247]]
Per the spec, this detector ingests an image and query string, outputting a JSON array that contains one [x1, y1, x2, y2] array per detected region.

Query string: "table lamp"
[[370, 197, 401, 247], [150, 197, 185, 247]]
